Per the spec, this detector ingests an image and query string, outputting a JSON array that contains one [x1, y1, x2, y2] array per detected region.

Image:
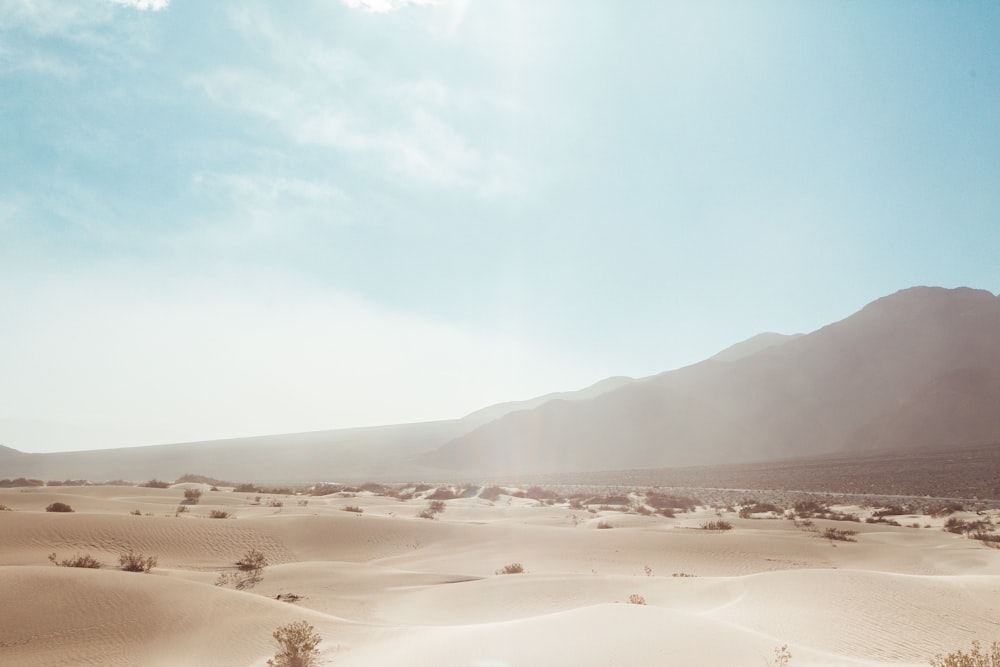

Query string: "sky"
[[1, 0, 998, 453]]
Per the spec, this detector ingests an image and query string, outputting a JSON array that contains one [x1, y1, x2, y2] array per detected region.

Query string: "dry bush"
[[821, 527, 858, 542], [596, 520, 614, 529], [266, 620, 322, 667], [130, 508, 143, 515], [342, 505, 363, 513], [627, 593, 646, 605], [416, 509, 436, 520], [767, 644, 792, 667], [49, 552, 101, 568], [236, 548, 268, 575], [428, 500, 446, 514], [234, 483, 259, 493], [495, 563, 524, 575], [45, 502, 74, 512], [0, 504, 11, 511], [701, 520, 732, 531], [141, 479, 171, 488], [739, 502, 783, 518], [119, 549, 157, 572], [210, 509, 231, 519], [182, 488, 203, 504], [176, 504, 188, 514], [930, 640, 1000, 667]]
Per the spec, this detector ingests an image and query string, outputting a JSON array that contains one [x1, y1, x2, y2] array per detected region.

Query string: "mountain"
[[424, 286, 1000, 475], [5, 286, 999, 483]]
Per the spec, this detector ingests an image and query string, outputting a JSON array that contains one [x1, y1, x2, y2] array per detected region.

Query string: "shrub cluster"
[[49, 552, 101, 568], [267, 621, 322, 667], [119, 549, 157, 573], [45, 502, 74, 512], [495, 563, 524, 575]]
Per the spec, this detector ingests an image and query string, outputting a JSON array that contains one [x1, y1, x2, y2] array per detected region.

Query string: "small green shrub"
[[495, 563, 524, 575], [119, 549, 157, 573], [266, 620, 322, 667], [45, 502, 74, 512]]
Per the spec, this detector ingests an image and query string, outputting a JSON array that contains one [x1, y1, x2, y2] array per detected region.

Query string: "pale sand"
[[2, 485, 999, 666]]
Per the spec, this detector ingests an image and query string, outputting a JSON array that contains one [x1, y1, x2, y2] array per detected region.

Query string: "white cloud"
[[341, 0, 440, 13], [110, 0, 169, 10]]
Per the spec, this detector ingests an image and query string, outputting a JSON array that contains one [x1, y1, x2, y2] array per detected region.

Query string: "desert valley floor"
[[2, 483, 999, 666]]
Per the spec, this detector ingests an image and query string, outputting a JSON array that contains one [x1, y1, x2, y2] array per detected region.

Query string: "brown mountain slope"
[[425, 286, 1000, 475]]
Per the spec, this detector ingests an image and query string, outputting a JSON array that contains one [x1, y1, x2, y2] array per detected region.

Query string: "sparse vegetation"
[[596, 520, 613, 529], [429, 500, 446, 514], [141, 479, 171, 488], [767, 644, 792, 667], [45, 502, 74, 512], [343, 504, 363, 513], [182, 488, 203, 504], [479, 485, 505, 501], [495, 563, 524, 575], [216, 547, 269, 589], [701, 520, 732, 531], [627, 593, 646, 605], [821, 527, 858, 542], [48, 552, 101, 568], [210, 510, 231, 519], [266, 620, 322, 667], [930, 640, 1000, 667], [0, 477, 44, 487], [119, 549, 157, 573], [130, 508, 143, 515], [0, 504, 11, 511]]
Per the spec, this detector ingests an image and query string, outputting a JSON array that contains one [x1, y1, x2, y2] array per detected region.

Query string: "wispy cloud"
[[341, 0, 440, 13], [110, 0, 169, 10], [186, 4, 525, 197]]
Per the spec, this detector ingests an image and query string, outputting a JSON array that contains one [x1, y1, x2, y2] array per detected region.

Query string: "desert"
[[2, 477, 999, 666]]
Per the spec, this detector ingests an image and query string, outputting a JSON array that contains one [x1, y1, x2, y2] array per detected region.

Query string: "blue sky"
[[2, 0, 998, 453]]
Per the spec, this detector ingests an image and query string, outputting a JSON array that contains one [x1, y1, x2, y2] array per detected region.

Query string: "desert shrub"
[[627, 593, 646, 605], [267, 498, 284, 508], [234, 483, 259, 493], [701, 520, 732, 531], [45, 502, 74, 512], [266, 620, 322, 667], [821, 527, 857, 542], [119, 549, 157, 572], [236, 547, 268, 574], [130, 508, 143, 516], [929, 502, 965, 518], [767, 645, 792, 667], [589, 494, 630, 506], [645, 492, 701, 512], [176, 473, 235, 487], [308, 483, 339, 496], [793, 500, 827, 518], [182, 488, 203, 504], [739, 502, 782, 519], [48, 552, 101, 568], [495, 563, 524, 575], [930, 640, 1000, 667], [141, 479, 171, 488], [0, 478, 44, 488], [633, 504, 652, 516], [970, 532, 1000, 547], [479, 485, 504, 501], [659, 508, 676, 518], [176, 504, 188, 514], [0, 504, 11, 511], [427, 487, 457, 500], [526, 486, 558, 500], [596, 520, 614, 529], [261, 487, 294, 496], [210, 510, 231, 519], [342, 505, 363, 513], [416, 509, 436, 520], [672, 572, 696, 577], [428, 500, 446, 514]]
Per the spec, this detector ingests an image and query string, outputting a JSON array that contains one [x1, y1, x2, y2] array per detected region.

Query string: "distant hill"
[[424, 286, 1000, 475], [5, 286, 999, 483]]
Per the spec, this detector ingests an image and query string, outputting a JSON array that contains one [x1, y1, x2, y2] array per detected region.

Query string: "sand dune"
[[2, 485, 999, 666]]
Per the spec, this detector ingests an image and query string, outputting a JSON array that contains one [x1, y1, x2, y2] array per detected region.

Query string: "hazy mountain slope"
[[426, 287, 1000, 475], [459, 376, 635, 429], [709, 332, 802, 362], [0, 421, 465, 483]]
